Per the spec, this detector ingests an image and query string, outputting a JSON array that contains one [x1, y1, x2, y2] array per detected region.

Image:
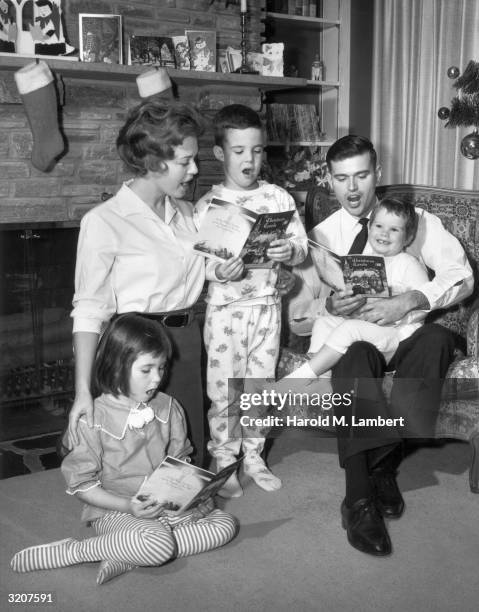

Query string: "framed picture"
[[172, 35, 190, 70], [79, 14, 123, 64], [185, 30, 216, 72], [128, 35, 162, 66]]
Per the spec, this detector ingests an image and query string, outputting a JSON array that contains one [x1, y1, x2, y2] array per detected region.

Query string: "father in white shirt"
[[286, 135, 474, 557]]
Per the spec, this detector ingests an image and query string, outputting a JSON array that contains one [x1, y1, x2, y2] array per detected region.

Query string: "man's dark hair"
[[326, 135, 377, 171], [214, 104, 262, 147], [371, 197, 419, 244], [93, 313, 172, 398]]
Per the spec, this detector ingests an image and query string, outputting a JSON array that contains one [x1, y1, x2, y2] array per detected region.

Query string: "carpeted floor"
[[1, 428, 478, 612]]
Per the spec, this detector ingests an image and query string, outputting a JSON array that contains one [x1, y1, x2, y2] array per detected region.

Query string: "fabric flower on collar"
[[126, 403, 155, 429]]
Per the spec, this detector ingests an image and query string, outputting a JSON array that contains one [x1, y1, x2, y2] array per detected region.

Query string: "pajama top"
[[61, 392, 193, 523], [195, 181, 308, 306]]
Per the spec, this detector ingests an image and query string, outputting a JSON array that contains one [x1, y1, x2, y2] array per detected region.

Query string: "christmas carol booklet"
[[308, 239, 390, 297], [193, 197, 294, 268], [134, 456, 243, 515]]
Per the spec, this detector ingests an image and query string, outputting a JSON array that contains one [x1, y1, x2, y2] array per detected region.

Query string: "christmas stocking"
[[136, 67, 174, 99], [14, 61, 64, 172]]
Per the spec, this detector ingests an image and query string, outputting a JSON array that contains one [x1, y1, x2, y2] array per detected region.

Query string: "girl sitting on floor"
[[11, 313, 238, 585]]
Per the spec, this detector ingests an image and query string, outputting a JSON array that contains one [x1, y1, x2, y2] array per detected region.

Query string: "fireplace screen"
[[0, 226, 78, 422]]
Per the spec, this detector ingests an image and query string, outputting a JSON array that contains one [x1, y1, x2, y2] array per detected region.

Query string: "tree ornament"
[[460, 131, 479, 159], [447, 66, 460, 79], [438, 107, 450, 120]]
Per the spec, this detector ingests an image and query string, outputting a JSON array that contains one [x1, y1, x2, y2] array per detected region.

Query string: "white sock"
[[244, 455, 282, 492], [285, 361, 317, 379], [97, 559, 136, 585]]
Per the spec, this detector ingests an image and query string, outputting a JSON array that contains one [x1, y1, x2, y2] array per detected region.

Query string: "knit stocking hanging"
[[14, 61, 64, 172]]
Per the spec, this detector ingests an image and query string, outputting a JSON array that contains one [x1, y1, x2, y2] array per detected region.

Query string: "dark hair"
[[326, 135, 377, 171], [93, 313, 172, 398], [116, 99, 204, 176], [370, 197, 418, 244], [214, 104, 263, 147]]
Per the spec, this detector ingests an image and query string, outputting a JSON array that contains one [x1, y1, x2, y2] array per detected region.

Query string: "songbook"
[[194, 197, 294, 268], [308, 239, 390, 297]]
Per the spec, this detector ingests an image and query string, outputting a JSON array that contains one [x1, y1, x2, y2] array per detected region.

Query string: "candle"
[[240, 0, 247, 12]]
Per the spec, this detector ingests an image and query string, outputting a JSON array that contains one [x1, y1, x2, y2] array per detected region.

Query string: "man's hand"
[[276, 267, 296, 296], [355, 290, 429, 325], [267, 238, 293, 263], [67, 391, 94, 446], [326, 289, 366, 317], [215, 256, 244, 281]]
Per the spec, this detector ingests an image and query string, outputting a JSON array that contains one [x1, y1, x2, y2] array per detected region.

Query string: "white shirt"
[[288, 205, 474, 336], [72, 182, 206, 334]]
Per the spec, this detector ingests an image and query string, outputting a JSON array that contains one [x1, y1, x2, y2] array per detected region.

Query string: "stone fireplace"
[[0, 0, 267, 437]]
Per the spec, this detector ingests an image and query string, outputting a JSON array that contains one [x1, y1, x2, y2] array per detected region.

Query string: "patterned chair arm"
[[276, 348, 309, 379], [466, 303, 479, 360]]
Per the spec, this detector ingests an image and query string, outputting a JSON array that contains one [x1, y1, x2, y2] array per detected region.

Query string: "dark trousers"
[[331, 324, 455, 467], [155, 318, 206, 467]]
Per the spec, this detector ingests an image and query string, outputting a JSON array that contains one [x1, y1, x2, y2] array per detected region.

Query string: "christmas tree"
[[440, 60, 479, 159], [446, 60, 479, 129]]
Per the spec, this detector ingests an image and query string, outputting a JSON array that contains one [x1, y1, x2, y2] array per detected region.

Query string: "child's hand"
[[215, 256, 244, 281], [267, 238, 293, 263], [129, 496, 167, 519], [183, 497, 216, 522]]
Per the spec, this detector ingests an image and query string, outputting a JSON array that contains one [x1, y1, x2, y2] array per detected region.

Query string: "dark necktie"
[[348, 218, 369, 254]]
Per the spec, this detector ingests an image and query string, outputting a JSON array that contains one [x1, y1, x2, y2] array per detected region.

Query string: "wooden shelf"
[[267, 140, 334, 147], [0, 54, 312, 92], [265, 12, 340, 29]]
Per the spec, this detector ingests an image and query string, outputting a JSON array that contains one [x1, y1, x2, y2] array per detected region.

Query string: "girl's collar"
[[126, 402, 155, 429], [87, 393, 172, 440]]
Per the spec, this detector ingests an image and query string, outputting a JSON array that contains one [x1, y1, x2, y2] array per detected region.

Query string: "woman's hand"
[[67, 390, 94, 446], [275, 267, 296, 296], [215, 256, 244, 281], [267, 238, 293, 263]]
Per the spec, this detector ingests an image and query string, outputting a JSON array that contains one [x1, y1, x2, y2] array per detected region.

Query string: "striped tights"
[[11, 509, 238, 582]]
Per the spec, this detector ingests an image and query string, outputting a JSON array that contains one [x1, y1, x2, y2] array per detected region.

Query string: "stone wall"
[[0, 0, 265, 224]]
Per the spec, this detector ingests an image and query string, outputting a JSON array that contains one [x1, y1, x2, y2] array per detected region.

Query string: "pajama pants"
[[83, 508, 238, 565], [11, 509, 238, 580], [204, 303, 281, 459]]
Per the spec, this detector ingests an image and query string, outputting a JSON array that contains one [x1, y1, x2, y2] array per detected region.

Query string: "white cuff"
[[285, 361, 317, 379], [136, 67, 172, 98], [14, 60, 54, 95]]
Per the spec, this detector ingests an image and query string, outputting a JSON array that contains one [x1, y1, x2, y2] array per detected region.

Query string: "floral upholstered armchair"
[[278, 184, 479, 492]]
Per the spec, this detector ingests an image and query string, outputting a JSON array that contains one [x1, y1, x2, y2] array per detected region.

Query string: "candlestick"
[[234, 4, 258, 74]]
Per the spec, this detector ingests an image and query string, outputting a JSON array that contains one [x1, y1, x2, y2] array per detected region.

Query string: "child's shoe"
[[11, 538, 79, 573], [215, 456, 243, 498], [243, 454, 282, 492]]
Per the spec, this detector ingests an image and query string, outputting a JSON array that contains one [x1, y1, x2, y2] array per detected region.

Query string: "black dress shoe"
[[371, 469, 405, 519], [341, 497, 392, 556]]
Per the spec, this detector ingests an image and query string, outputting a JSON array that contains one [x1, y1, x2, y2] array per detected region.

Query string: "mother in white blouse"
[[67, 99, 243, 467]]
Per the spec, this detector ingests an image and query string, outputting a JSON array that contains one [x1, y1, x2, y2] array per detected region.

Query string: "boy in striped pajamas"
[[10, 314, 238, 585], [195, 105, 308, 497]]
